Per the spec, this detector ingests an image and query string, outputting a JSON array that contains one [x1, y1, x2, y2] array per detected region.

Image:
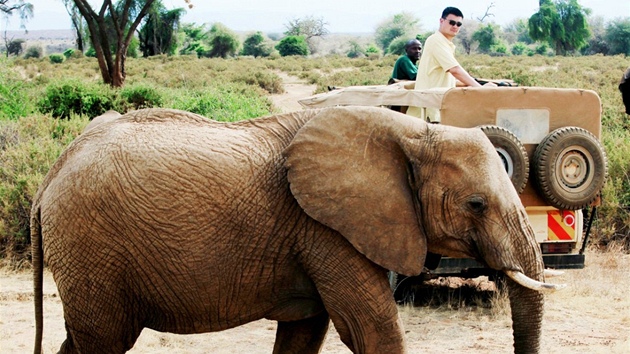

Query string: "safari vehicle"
[[298, 82, 608, 284]]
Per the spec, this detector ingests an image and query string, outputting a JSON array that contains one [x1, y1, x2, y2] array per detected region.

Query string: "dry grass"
[[1, 248, 628, 353]]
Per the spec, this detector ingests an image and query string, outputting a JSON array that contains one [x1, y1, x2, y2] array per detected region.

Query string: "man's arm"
[[448, 66, 496, 87]]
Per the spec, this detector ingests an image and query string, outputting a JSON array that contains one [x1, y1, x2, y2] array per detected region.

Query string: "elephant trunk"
[[504, 209, 548, 354], [507, 279, 544, 354]]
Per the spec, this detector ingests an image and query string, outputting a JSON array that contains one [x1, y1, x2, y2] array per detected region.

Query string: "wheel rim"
[[554, 145, 594, 194], [496, 147, 514, 178]]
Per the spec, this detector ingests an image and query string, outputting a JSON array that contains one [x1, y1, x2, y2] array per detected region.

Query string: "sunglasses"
[[446, 19, 463, 27]]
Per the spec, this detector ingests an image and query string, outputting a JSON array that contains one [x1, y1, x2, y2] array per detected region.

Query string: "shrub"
[[241, 31, 273, 58], [511, 42, 528, 55], [49, 53, 65, 64], [205, 23, 240, 58], [37, 80, 116, 119], [0, 114, 87, 259], [0, 62, 33, 119], [7, 39, 25, 56], [276, 36, 309, 57], [387, 37, 408, 55], [120, 84, 164, 110], [23, 45, 43, 59], [63, 48, 75, 59], [170, 83, 273, 121]]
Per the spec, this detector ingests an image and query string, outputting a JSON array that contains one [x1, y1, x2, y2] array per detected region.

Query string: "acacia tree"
[[61, 0, 88, 52], [138, 1, 185, 57], [1, 0, 33, 55], [284, 16, 328, 53], [374, 12, 421, 52], [72, 0, 191, 87], [0, 0, 33, 27], [528, 0, 590, 55]]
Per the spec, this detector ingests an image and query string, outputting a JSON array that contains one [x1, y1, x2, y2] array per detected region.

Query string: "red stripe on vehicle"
[[548, 212, 573, 240]]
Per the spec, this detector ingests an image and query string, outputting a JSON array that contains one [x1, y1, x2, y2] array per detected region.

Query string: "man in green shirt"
[[390, 39, 422, 82]]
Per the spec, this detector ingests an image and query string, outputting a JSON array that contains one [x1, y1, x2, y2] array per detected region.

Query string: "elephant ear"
[[284, 106, 427, 276]]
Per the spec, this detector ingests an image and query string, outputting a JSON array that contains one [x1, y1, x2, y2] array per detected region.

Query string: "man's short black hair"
[[404, 39, 421, 50], [442, 7, 464, 19]]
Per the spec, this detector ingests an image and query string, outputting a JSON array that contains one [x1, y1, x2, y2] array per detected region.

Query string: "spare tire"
[[532, 127, 607, 210], [479, 125, 529, 193]]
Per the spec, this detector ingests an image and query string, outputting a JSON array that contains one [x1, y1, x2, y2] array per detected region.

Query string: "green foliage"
[[85, 47, 96, 57], [0, 61, 33, 119], [374, 12, 420, 52], [205, 23, 240, 58], [63, 48, 75, 58], [23, 45, 42, 59], [605, 18, 630, 55], [49, 53, 65, 64], [119, 84, 164, 110], [37, 80, 116, 119], [528, 0, 590, 55], [473, 24, 499, 54], [365, 45, 380, 56], [387, 37, 408, 55], [535, 43, 550, 55], [276, 36, 309, 56], [170, 83, 272, 121], [241, 32, 273, 58], [179, 23, 209, 57], [138, 3, 185, 57], [7, 39, 25, 56], [127, 36, 140, 59], [0, 114, 86, 259], [511, 42, 528, 55], [346, 40, 365, 58]]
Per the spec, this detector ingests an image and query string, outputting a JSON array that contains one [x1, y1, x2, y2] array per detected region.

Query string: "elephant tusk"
[[544, 269, 565, 277], [504, 270, 567, 293]]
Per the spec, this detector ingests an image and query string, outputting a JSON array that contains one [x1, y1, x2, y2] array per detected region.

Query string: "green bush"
[[49, 53, 65, 64], [0, 62, 33, 119], [23, 45, 43, 59], [0, 114, 87, 260], [387, 37, 408, 55], [37, 80, 116, 119], [120, 84, 164, 110], [276, 36, 309, 57], [170, 83, 273, 121], [63, 48, 75, 58]]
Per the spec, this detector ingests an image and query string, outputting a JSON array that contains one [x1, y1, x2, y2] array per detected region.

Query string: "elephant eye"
[[467, 196, 487, 214]]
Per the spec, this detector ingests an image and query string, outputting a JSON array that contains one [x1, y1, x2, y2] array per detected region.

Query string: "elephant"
[[620, 67, 630, 115], [31, 106, 561, 354], [82, 109, 122, 133]]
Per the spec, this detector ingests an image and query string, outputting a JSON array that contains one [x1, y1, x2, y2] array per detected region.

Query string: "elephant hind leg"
[[272, 311, 330, 354]]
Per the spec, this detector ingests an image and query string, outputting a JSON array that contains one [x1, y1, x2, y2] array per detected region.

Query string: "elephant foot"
[[272, 311, 330, 354]]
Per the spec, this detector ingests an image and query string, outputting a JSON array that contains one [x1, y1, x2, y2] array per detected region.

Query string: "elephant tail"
[[31, 207, 43, 354]]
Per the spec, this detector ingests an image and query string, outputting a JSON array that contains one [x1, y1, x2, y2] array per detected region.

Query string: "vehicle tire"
[[387, 271, 398, 292], [532, 127, 607, 210], [479, 125, 529, 193]]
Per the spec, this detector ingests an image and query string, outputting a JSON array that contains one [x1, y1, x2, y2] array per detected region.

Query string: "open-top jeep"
[[298, 82, 608, 287]]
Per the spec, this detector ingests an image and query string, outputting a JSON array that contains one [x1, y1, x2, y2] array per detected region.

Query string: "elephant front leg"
[[272, 311, 330, 354]]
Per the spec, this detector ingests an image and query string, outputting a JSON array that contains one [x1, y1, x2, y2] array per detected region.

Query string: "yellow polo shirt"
[[406, 31, 460, 121]]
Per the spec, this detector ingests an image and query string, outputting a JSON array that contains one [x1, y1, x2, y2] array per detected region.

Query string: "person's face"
[[405, 41, 422, 61], [439, 14, 463, 39]]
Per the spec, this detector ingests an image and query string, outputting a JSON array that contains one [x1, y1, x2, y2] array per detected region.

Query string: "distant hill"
[[5, 30, 76, 54], [2, 29, 373, 56]]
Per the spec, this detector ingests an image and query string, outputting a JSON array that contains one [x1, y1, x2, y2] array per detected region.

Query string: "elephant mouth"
[[503, 270, 566, 293]]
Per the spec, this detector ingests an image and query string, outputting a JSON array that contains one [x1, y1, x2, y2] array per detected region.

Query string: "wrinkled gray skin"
[[32, 107, 545, 354], [82, 110, 121, 133]]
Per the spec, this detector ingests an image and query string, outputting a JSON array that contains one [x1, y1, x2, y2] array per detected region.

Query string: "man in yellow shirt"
[[407, 7, 495, 121]]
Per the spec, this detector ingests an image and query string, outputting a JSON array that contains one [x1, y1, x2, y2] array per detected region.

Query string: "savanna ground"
[[1, 251, 629, 353], [1, 70, 629, 353]]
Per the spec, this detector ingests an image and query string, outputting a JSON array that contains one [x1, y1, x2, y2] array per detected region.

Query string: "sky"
[[2, 0, 629, 34]]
